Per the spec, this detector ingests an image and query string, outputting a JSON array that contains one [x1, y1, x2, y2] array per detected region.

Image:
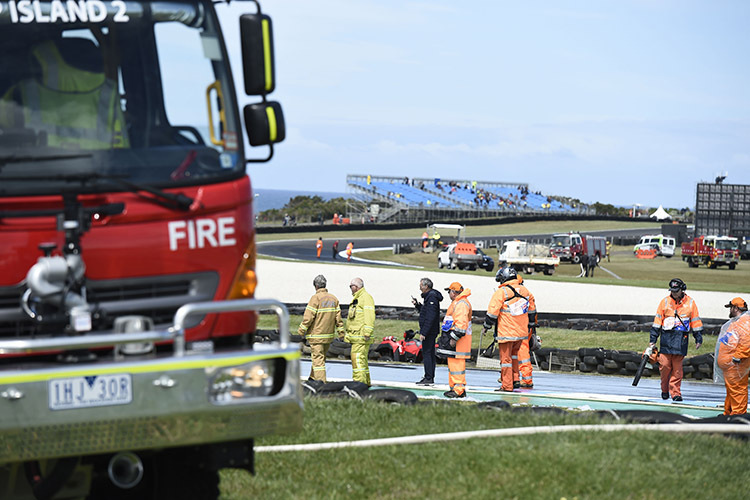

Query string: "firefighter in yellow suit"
[[298, 275, 344, 382], [0, 37, 129, 149], [437, 282, 472, 398], [343, 277, 375, 385]]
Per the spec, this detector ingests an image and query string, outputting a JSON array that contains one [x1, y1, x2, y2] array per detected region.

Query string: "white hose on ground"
[[256, 423, 750, 453]]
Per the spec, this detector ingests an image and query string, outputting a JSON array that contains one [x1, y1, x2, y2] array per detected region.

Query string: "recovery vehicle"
[[0, 1, 300, 498], [497, 240, 559, 275], [681, 235, 740, 269]]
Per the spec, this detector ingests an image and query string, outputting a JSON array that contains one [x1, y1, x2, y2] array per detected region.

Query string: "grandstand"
[[346, 174, 591, 223]]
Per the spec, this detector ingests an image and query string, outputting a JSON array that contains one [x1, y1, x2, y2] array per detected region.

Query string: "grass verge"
[[219, 398, 749, 499]]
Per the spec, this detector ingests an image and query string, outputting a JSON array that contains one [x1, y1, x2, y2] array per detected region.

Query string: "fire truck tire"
[[572, 254, 581, 264], [729, 263, 737, 270], [365, 388, 418, 405], [687, 259, 696, 268]]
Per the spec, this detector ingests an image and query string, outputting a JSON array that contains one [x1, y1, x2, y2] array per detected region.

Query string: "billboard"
[[694, 183, 750, 237]]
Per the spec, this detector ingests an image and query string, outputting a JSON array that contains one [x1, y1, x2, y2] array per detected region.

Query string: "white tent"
[[650, 205, 672, 221]]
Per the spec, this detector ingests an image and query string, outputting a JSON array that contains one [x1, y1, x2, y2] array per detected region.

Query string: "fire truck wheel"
[[729, 263, 736, 270], [572, 255, 581, 264]]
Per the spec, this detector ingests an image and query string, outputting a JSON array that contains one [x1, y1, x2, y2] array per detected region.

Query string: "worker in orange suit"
[[513, 273, 536, 389], [316, 237, 323, 258], [436, 282, 472, 398], [716, 298, 750, 415], [484, 266, 536, 392], [649, 278, 703, 402], [346, 241, 354, 261]]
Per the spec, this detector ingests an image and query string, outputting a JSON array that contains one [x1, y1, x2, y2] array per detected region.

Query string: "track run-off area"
[[256, 230, 744, 419]]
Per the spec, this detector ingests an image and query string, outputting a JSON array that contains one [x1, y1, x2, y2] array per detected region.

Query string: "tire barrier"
[[499, 347, 717, 380], [301, 380, 418, 405]]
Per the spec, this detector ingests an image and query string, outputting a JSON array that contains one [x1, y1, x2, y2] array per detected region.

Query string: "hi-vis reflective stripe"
[[309, 333, 334, 339], [313, 366, 326, 371], [455, 351, 471, 357], [0, 351, 299, 385], [266, 106, 277, 142], [501, 363, 513, 368], [496, 335, 522, 342], [449, 369, 466, 375], [519, 357, 531, 364], [261, 18, 273, 91]]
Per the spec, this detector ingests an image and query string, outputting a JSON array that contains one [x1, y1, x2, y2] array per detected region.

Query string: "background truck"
[[437, 242, 495, 272], [0, 2, 301, 498], [497, 240, 560, 275], [549, 232, 607, 264], [681, 235, 740, 269]]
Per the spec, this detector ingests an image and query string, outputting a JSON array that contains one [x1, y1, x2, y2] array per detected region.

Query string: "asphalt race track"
[[257, 227, 653, 264]]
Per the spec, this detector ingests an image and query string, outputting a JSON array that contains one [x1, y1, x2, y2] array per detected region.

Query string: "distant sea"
[[253, 188, 350, 212]]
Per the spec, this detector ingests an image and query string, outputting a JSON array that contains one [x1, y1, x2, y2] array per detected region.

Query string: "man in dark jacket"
[[412, 277, 443, 385]]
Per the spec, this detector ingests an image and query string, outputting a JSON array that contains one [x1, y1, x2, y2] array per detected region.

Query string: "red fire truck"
[[681, 235, 740, 269], [549, 232, 607, 264], [0, 1, 301, 498]]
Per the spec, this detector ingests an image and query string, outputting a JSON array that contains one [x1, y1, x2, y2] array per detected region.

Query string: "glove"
[[482, 317, 496, 331], [449, 338, 457, 348]]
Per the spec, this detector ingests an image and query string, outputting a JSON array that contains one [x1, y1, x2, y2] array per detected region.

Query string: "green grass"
[[255, 219, 660, 242], [219, 398, 750, 499], [260, 314, 716, 355]]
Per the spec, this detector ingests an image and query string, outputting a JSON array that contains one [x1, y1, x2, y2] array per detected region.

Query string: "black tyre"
[[318, 381, 370, 398], [477, 400, 511, 411], [578, 347, 605, 360], [543, 267, 555, 275], [624, 361, 639, 372], [596, 365, 616, 374], [690, 353, 714, 366], [698, 363, 712, 374], [365, 388, 418, 405], [682, 365, 695, 374], [578, 363, 597, 373], [572, 254, 581, 264], [603, 359, 620, 370], [615, 410, 691, 424], [611, 351, 641, 363], [379, 354, 393, 362], [583, 356, 599, 365], [729, 263, 736, 270]]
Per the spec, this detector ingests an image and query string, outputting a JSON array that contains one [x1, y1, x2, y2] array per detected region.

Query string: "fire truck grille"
[[0, 273, 218, 338]]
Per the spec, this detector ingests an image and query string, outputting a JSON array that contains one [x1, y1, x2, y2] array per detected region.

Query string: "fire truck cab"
[[0, 2, 300, 498]]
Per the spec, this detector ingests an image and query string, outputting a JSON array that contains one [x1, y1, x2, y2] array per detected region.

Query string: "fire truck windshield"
[[552, 235, 571, 247], [716, 239, 738, 250], [0, 0, 243, 196]]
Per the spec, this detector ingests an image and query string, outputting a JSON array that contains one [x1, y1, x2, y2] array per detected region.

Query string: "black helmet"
[[495, 266, 517, 283], [668, 278, 687, 292]]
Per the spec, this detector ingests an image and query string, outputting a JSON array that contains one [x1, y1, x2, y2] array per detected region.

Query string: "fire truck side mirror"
[[244, 102, 286, 146], [240, 13, 276, 96]]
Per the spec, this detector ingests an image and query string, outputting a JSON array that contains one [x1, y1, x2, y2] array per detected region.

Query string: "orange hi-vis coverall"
[[649, 294, 703, 398], [316, 238, 323, 258], [346, 242, 354, 261], [440, 289, 473, 396], [486, 278, 536, 392], [716, 311, 750, 415], [298, 288, 344, 382]]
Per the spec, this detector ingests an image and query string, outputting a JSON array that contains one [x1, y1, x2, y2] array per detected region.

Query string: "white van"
[[633, 234, 675, 257]]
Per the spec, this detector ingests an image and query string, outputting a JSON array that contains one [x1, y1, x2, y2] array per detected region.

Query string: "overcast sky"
[[223, 0, 750, 209]]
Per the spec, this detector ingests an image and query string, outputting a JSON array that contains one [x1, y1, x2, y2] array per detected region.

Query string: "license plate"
[[48, 374, 133, 411]]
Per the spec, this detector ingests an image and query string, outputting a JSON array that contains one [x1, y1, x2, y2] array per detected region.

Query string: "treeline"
[[257, 195, 349, 223]]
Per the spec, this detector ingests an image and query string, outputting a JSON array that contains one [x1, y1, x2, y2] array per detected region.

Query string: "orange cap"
[[444, 282, 463, 292], [725, 297, 748, 310]]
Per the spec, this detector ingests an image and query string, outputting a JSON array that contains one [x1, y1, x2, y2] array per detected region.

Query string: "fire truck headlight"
[[207, 360, 275, 404]]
